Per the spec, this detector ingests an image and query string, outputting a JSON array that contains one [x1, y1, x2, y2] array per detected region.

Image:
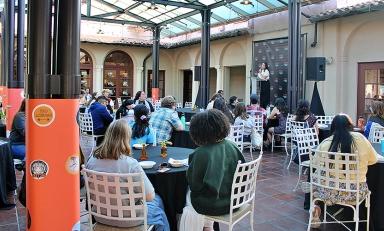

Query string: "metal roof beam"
[[93, 10, 122, 18], [87, 0, 91, 16], [276, 0, 288, 6], [81, 15, 155, 27], [257, 0, 277, 9], [224, 3, 249, 17], [208, 0, 239, 9], [158, 9, 200, 26], [211, 13, 226, 22], [134, 0, 205, 10]]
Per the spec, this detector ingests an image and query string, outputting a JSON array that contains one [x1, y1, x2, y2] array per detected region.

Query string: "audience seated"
[[9, 99, 26, 160], [293, 99, 318, 132], [227, 96, 238, 114], [213, 97, 234, 124], [364, 100, 384, 138], [134, 90, 154, 113], [234, 103, 255, 142], [115, 99, 135, 120], [88, 96, 114, 136], [86, 120, 169, 230], [130, 104, 155, 146], [247, 94, 266, 115], [264, 97, 288, 148], [149, 96, 184, 143], [185, 109, 245, 230], [310, 114, 377, 227], [102, 89, 114, 114], [206, 93, 222, 110]]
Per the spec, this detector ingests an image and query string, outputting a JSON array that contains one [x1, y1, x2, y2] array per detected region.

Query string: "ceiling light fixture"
[[148, 3, 158, 10], [240, 0, 254, 6]]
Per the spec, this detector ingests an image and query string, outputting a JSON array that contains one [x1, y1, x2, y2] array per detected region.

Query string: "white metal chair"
[[287, 120, 309, 169], [371, 129, 384, 143], [205, 154, 262, 231], [79, 113, 104, 159], [184, 102, 193, 109], [291, 128, 319, 191], [228, 124, 244, 152], [243, 115, 264, 160], [368, 122, 384, 143], [308, 150, 371, 231], [82, 168, 154, 231], [271, 113, 294, 155], [316, 115, 334, 125], [154, 101, 161, 111], [176, 103, 182, 109]]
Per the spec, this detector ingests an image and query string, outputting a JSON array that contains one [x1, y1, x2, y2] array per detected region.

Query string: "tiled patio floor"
[[0, 150, 360, 231]]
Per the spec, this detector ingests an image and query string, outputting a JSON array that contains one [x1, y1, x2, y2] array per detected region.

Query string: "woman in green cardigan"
[[187, 109, 245, 231]]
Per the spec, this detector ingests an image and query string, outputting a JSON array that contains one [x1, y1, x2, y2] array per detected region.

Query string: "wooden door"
[[183, 70, 192, 104], [357, 62, 384, 119]]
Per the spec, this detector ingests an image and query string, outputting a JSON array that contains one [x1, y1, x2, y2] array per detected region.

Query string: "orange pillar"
[[26, 99, 80, 230], [152, 88, 160, 101]]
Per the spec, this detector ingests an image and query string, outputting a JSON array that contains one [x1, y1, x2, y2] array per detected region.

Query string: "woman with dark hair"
[[134, 90, 154, 113], [364, 100, 384, 138], [213, 97, 234, 124], [294, 99, 318, 132], [264, 97, 288, 148], [258, 62, 270, 109], [227, 96, 238, 113], [185, 109, 245, 230], [129, 104, 155, 146], [310, 114, 378, 227], [206, 93, 222, 110], [10, 99, 26, 160], [115, 99, 135, 120]]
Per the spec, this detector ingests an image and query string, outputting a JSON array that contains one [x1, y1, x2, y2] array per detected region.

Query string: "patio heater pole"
[[26, 0, 80, 230], [288, 0, 301, 112], [200, 9, 211, 108], [0, 12, 7, 117], [7, 0, 26, 130], [152, 26, 160, 100], [3, 0, 15, 127]]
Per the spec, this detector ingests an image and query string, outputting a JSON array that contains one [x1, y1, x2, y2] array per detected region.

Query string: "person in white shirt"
[[258, 62, 270, 109], [234, 103, 255, 142]]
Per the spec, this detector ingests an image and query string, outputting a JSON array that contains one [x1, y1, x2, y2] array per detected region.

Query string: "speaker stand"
[[310, 81, 325, 116]]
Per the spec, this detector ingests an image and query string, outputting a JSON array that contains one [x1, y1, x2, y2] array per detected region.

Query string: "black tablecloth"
[[318, 125, 364, 143], [0, 124, 6, 138], [0, 139, 17, 208], [176, 108, 200, 122], [131, 146, 193, 231], [170, 126, 198, 149]]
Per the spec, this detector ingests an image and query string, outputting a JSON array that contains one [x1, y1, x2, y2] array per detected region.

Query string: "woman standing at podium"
[[258, 62, 270, 109]]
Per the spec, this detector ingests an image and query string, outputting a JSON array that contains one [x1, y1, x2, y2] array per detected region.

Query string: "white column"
[[215, 65, 224, 93], [191, 66, 199, 105], [135, 66, 144, 94], [94, 64, 103, 93]]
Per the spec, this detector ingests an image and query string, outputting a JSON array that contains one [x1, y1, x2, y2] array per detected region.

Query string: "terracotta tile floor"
[[0, 150, 361, 231]]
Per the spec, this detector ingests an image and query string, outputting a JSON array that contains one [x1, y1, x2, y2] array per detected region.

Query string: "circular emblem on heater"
[[30, 160, 49, 180], [32, 104, 55, 127]]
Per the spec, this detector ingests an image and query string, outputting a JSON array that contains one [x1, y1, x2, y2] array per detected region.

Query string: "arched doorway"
[[80, 49, 93, 92], [103, 50, 134, 100]]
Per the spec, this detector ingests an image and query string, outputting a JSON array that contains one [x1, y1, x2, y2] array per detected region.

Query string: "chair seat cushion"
[[205, 203, 252, 223], [94, 223, 153, 231]]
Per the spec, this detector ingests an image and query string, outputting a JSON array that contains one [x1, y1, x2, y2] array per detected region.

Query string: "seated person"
[[9, 99, 26, 160], [247, 94, 266, 115], [88, 96, 114, 136], [264, 97, 288, 148], [310, 114, 377, 227], [227, 96, 238, 114], [364, 100, 384, 138], [213, 97, 234, 124], [185, 109, 245, 230], [206, 93, 222, 110], [134, 90, 154, 113], [116, 99, 135, 120], [233, 103, 255, 142], [86, 120, 169, 230], [129, 104, 155, 146], [293, 99, 318, 132], [149, 96, 184, 143], [102, 89, 114, 114]]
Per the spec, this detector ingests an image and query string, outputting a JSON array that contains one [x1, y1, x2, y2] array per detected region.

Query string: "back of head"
[[97, 96, 108, 105], [234, 103, 247, 119], [132, 104, 150, 138], [93, 120, 132, 160], [134, 91, 143, 101], [161, 96, 176, 109], [209, 93, 221, 102], [371, 100, 384, 118], [274, 97, 287, 115], [250, 94, 259, 105], [122, 99, 134, 108], [229, 96, 237, 104], [213, 97, 227, 112], [329, 114, 355, 153], [189, 109, 230, 146], [295, 99, 310, 121]]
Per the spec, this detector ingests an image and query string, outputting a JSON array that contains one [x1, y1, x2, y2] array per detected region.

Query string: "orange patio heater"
[[26, 0, 80, 230]]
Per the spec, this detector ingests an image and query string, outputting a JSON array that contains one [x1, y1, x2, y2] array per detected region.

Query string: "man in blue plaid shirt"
[[150, 96, 184, 143]]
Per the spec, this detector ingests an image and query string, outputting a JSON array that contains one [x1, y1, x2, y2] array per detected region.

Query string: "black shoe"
[[0, 203, 16, 210]]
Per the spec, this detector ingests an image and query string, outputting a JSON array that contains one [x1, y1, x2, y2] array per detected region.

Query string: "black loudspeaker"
[[194, 66, 201, 81], [306, 57, 326, 81]]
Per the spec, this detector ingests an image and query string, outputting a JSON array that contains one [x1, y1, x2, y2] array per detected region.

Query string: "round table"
[[318, 124, 364, 142], [131, 146, 193, 231], [176, 108, 200, 122], [171, 126, 198, 149]]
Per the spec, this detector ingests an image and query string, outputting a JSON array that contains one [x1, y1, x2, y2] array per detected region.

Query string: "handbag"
[[251, 127, 263, 147]]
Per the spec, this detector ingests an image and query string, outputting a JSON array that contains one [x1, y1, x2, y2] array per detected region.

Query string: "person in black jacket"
[[10, 99, 26, 160], [116, 99, 135, 119], [134, 91, 154, 113]]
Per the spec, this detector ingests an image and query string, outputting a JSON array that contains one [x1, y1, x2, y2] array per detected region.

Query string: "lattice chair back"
[[294, 128, 319, 164], [80, 134, 96, 162], [176, 103, 182, 109], [316, 115, 334, 125], [117, 98, 122, 108], [371, 129, 384, 143], [253, 115, 264, 134], [82, 168, 149, 230], [290, 121, 309, 142], [230, 155, 262, 213], [154, 101, 162, 111], [310, 150, 360, 196], [284, 113, 295, 134], [228, 124, 244, 152], [184, 102, 193, 109], [79, 112, 94, 135], [368, 122, 384, 143]]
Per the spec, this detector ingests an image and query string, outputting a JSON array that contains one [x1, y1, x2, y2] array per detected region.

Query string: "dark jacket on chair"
[[9, 112, 25, 145], [88, 102, 113, 135]]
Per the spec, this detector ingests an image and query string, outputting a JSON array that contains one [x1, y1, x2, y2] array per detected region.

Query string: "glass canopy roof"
[[80, 0, 306, 37]]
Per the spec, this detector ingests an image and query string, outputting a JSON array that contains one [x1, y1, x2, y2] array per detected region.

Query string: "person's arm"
[[14, 114, 26, 137], [148, 101, 155, 112], [359, 134, 378, 165], [146, 127, 155, 145], [101, 108, 114, 124], [268, 107, 279, 119], [170, 112, 184, 131]]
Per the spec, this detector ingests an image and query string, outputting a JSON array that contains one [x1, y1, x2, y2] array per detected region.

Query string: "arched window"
[[103, 51, 134, 99], [80, 49, 93, 92]]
